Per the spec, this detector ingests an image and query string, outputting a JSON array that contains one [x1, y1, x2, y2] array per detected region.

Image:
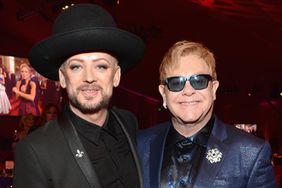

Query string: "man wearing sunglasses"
[[137, 40, 276, 188]]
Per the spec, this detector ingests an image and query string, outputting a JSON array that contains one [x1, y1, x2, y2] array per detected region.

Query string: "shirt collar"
[[103, 112, 119, 140], [190, 116, 214, 147], [165, 115, 215, 148], [66, 105, 118, 144]]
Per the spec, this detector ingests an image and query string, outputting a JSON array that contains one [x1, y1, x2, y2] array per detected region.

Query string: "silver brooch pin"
[[206, 148, 222, 163], [75, 149, 84, 158]]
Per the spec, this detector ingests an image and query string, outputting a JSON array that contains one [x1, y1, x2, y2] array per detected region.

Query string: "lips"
[[78, 85, 101, 99], [179, 100, 199, 105]]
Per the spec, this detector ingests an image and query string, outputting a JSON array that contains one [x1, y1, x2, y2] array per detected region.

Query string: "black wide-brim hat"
[[29, 4, 145, 81]]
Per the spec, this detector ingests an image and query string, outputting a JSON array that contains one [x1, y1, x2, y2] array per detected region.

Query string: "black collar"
[[165, 116, 215, 149], [66, 105, 118, 145]]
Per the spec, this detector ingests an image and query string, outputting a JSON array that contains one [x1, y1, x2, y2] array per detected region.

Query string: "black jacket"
[[13, 107, 143, 188]]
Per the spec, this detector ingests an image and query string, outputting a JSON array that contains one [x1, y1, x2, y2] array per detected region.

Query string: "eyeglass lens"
[[165, 74, 212, 92]]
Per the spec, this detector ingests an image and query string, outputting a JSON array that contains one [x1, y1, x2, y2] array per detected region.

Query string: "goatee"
[[69, 95, 111, 114]]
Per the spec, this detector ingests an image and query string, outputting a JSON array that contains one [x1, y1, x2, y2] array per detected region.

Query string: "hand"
[[20, 84, 27, 92], [12, 87, 19, 94]]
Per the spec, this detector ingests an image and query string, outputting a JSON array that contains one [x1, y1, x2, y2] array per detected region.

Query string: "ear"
[[113, 66, 121, 87], [212, 80, 219, 100], [59, 69, 66, 88], [158, 84, 167, 105]]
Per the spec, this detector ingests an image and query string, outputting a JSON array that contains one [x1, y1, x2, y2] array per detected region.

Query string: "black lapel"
[[58, 113, 102, 188], [111, 108, 143, 188]]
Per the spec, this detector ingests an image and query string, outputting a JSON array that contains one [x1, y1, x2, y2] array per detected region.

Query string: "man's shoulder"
[[110, 107, 139, 135], [137, 122, 170, 153], [111, 107, 135, 118], [138, 122, 170, 138], [20, 119, 61, 146], [214, 118, 266, 147], [111, 107, 137, 124]]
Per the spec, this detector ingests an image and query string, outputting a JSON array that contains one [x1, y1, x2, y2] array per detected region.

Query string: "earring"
[[163, 102, 167, 109]]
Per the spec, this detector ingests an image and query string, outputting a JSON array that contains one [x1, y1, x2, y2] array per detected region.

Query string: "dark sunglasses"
[[164, 74, 212, 92]]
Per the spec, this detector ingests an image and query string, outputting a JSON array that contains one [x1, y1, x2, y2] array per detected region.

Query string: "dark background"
[[0, 0, 282, 147]]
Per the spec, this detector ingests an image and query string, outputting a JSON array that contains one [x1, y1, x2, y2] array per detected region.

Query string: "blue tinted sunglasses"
[[164, 74, 212, 92]]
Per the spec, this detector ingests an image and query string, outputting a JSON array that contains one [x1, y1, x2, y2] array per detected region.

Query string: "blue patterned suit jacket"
[[137, 116, 277, 188]]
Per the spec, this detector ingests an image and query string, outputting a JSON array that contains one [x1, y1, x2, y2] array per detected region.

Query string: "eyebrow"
[[67, 57, 113, 63]]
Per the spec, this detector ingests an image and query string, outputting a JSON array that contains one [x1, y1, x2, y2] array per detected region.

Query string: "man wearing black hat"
[[13, 4, 145, 188]]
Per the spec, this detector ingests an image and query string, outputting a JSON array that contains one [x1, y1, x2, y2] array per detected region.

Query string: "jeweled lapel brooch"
[[206, 148, 222, 163]]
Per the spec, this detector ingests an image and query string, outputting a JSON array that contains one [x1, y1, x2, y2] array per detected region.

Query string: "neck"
[[171, 114, 212, 137], [69, 105, 108, 127]]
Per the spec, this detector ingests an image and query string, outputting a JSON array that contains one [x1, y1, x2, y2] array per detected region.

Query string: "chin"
[[179, 114, 201, 123], [80, 96, 101, 104]]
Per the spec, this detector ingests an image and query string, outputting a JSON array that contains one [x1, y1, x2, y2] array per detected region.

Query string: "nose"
[[84, 67, 96, 83], [181, 80, 196, 96]]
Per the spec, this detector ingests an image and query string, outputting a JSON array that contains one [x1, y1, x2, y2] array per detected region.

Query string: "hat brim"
[[29, 27, 145, 81]]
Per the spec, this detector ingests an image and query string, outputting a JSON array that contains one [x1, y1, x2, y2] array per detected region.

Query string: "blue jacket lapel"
[[194, 117, 229, 187], [58, 113, 102, 188], [149, 123, 170, 188], [145, 118, 230, 187]]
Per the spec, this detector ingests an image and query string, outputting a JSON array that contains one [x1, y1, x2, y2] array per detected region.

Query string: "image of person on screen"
[[0, 66, 11, 114], [38, 103, 59, 126], [13, 3, 145, 188], [137, 40, 276, 188], [41, 79, 63, 111], [12, 63, 40, 116]]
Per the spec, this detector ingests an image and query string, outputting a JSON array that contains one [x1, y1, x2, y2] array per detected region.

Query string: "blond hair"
[[159, 40, 217, 84], [20, 63, 31, 72]]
